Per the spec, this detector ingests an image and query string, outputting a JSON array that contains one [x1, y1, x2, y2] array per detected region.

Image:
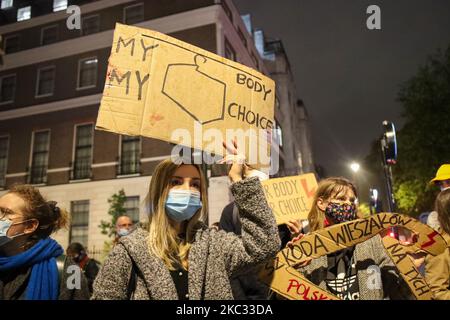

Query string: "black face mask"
[[0, 236, 12, 248], [0, 236, 28, 256]]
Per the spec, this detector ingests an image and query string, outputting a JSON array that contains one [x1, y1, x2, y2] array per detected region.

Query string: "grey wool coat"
[[92, 177, 281, 300], [298, 234, 413, 300]]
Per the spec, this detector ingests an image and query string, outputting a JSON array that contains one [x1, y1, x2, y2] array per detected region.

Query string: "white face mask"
[[117, 228, 130, 237], [440, 186, 450, 192], [0, 218, 29, 238]]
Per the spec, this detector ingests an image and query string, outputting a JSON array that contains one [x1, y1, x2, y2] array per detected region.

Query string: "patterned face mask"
[[325, 202, 357, 224]]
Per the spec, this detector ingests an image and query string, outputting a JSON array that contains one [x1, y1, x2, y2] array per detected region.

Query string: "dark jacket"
[[219, 201, 289, 300], [92, 177, 281, 300], [82, 258, 100, 296], [0, 254, 90, 300]]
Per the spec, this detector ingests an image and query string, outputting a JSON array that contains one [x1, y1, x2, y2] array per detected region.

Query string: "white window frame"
[[81, 14, 100, 36], [76, 56, 98, 90], [0, 74, 16, 105], [40, 24, 59, 46], [3, 34, 20, 54], [0, 134, 10, 189], [35, 66, 56, 98], [1, 0, 13, 10], [123, 2, 144, 25], [71, 122, 94, 181], [53, 0, 68, 12], [28, 129, 51, 186], [17, 6, 31, 22]]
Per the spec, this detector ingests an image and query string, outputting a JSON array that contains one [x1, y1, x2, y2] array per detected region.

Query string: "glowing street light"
[[350, 162, 360, 173]]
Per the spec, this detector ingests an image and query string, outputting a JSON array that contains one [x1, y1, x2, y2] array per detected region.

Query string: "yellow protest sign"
[[95, 23, 275, 167], [261, 173, 318, 225], [260, 213, 449, 300]]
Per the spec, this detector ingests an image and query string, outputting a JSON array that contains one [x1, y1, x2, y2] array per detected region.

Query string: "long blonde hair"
[[146, 159, 208, 270], [308, 177, 357, 232]]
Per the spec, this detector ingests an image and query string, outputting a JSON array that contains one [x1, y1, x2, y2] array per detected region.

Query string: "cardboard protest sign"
[[265, 262, 339, 300], [260, 212, 449, 300], [96, 23, 275, 167], [382, 236, 433, 299], [261, 173, 318, 225]]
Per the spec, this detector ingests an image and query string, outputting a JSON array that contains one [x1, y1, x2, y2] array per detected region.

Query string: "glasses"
[[0, 207, 18, 220]]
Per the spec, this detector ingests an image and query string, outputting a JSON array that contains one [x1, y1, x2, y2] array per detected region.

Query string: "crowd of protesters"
[[1, 159, 449, 300]]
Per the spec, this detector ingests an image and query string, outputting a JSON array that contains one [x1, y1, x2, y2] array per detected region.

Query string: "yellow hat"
[[430, 164, 450, 184]]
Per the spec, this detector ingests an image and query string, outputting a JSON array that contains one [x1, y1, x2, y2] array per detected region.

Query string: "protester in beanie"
[[92, 141, 280, 300], [0, 184, 90, 300], [425, 188, 450, 300], [289, 177, 412, 300]]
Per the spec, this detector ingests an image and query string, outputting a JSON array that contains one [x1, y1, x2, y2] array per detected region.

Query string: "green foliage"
[[392, 45, 450, 214], [358, 202, 371, 218], [366, 45, 450, 215], [99, 189, 127, 238]]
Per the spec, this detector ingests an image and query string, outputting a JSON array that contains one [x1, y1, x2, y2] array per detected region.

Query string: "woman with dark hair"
[[425, 188, 450, 300], [0, 184, 90, 300]]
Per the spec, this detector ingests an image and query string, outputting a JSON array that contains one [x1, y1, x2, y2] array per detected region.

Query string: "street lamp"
[[350, 162, 360, 173]]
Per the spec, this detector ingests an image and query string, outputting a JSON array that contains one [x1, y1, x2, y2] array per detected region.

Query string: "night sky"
[[234, 0, 450, 189]]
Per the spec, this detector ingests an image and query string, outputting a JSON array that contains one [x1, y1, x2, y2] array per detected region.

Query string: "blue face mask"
[[117, 228, 130, 237], [0, 218, 13, 237], [165, 190, 202, 222], [0, 218, 27, 248]]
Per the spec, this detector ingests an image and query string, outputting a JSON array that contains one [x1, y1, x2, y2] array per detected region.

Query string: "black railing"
[[70, 159, 92, 180], [117, 157, 140, 175], [28, 165, 47, 184]]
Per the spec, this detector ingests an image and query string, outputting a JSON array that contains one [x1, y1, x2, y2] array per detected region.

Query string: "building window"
[[53, 0, 68, 12], [72, 124, 93, 180], [1, 0, 13, 9], [81, 15, 100, 36], [0, 74, 16, 104], [36, 66, 55, 97], [17, 6, 31, 21], [251, 52, 259, 70], [119, 135, 140, 175], [273, 121, 283, 148], [77, 57, 97, 89], [4, 35, 20, 54], [70, 200, 89, 247], [29, 130, 50, 185], [124, 196, 140, 223], [221, 0, 233, 22], [224, 38, 236, 62], [0, 136, 9, 188], [123, 3, 144, 25], [237, 28, 247, 48], [41, 25, 58, 45]]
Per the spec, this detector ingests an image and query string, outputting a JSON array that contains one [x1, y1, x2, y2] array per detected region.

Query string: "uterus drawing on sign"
[[162, 54, 226, 125]]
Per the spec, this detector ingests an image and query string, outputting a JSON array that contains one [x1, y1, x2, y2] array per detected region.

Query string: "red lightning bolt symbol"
[[421, 230, 439, 249]]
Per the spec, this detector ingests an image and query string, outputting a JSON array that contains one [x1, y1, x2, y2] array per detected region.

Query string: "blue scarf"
[[0, 238, 63, 300]]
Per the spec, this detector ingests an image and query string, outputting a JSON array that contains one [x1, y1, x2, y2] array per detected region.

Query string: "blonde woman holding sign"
[[92, 141, 280, 300], [290, 177, 412, 300]]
